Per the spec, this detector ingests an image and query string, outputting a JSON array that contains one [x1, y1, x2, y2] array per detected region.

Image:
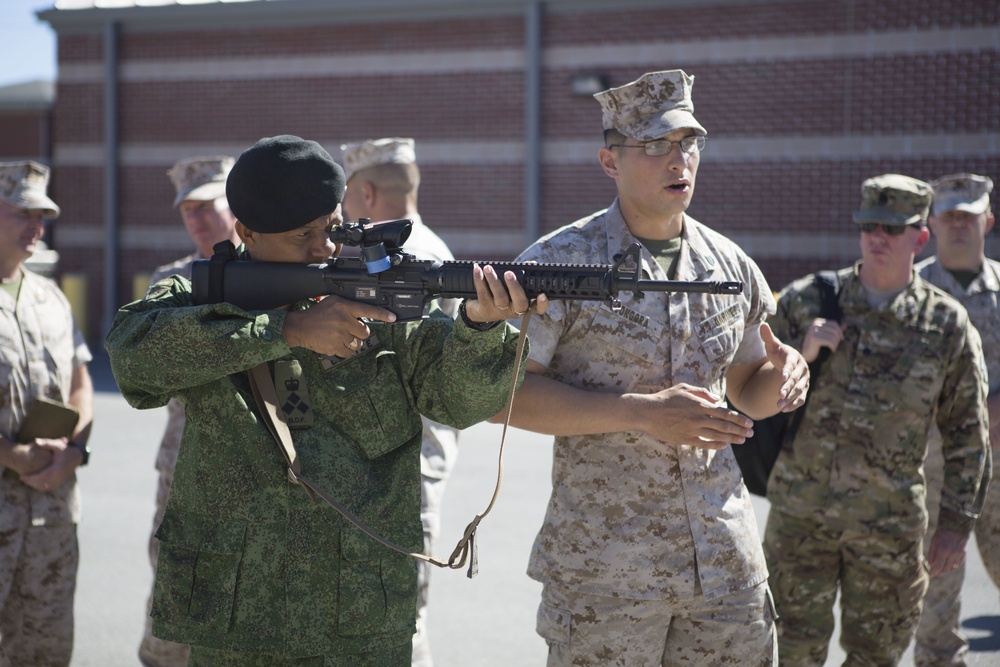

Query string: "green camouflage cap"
[[593, 70, 707, 141], [0, 160, 59, 219], [852, 174, 932, 226], [167, 155, 234, 207], [340, 137, 415, 182], [930, 173, 994, 216]]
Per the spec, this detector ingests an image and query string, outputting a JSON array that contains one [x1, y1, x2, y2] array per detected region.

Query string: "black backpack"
[[732, 271, 842, 496]]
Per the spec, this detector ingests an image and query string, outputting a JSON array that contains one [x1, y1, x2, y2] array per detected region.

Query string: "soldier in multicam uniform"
[[501, 70, 809, 666], [339, 137, 459, 667], [913, 173, 999, 667], [0, 161, 93, 665], [105, 135, 540, 666], [138, 155, 240, 667], [763, 174, 990, 667]]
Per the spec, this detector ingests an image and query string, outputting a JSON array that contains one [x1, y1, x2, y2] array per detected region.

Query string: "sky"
[[0, 0, 58, 87]]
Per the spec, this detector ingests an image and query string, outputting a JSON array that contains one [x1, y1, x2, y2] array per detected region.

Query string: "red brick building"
[[39, 0, 1000, 344]]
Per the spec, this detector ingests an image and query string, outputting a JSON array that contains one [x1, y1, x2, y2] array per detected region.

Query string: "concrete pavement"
[[71, 357, 999, 666]]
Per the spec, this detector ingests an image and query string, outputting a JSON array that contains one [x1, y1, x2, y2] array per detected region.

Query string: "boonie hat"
[[226, 135, 346, 234], [852, 174, 932, 226], [593, 69, 707, 141], [930, 173, 994, 216], [0, 161, 60, 219], [167, 155, 234, 207], [340, 138, 416, 182]]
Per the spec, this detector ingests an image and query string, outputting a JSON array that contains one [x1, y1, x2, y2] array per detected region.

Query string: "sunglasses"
[[857, 223, 920, 236]]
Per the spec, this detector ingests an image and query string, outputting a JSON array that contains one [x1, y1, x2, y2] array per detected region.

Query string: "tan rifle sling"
[[247, 310, 532, 578]]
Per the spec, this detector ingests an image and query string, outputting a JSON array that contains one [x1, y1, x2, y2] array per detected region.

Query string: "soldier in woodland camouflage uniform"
[[106, 135, 539, 666], [913, 173, 999, 667], [502, 70, 810, 666], [340, 137, 459, 667], [138, 155, 240, 667], [764, 174, 990, 667], [0, 161, 93, 666]]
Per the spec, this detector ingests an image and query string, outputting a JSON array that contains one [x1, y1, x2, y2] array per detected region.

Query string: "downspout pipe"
[[102, 20, 119, 341], [523, 1, 542, 250]]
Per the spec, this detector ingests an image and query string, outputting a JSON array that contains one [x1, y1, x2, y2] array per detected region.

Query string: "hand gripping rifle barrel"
[[191, 219, 743, 320]]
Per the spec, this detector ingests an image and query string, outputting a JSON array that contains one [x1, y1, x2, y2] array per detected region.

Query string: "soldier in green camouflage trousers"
[[106, 136, 539, 666], [913, 173, 999, 667], [764, 174, 990, 667]]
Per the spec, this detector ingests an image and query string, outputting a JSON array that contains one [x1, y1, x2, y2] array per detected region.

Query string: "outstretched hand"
[[761, 322, 809, 413]]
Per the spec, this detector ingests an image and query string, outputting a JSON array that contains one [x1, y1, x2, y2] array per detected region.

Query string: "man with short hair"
[[106, 135, 540, 665], [138, 155, 240, 667], [764, 174, 990, 667], [0, 160, 93, 666], [913, 172, 999, 667], [340, 137, 458, 667], [502, 70, 810, 666]]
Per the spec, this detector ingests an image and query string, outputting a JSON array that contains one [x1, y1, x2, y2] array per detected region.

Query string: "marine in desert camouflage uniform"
[[138, 155, 239, 667], [502, 70, 810, 667], [339, 137, 459, 667], [0, 161, 93, 666], [106, 135, 539, 665], [914, 172, 999, 667], [764, 174, 990, 667]]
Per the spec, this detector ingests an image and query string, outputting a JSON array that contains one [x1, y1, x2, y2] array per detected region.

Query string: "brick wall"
[[41, 0, 1000, 344]]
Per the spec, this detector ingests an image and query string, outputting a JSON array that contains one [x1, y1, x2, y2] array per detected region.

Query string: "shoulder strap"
[[814, 270, 842, 320], [247, 311, 533, 579], [810, 270, 842, 366], [780, 271, 843, 447]]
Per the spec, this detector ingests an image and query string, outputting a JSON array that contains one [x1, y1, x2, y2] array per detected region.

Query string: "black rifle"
[[191, 219, 743, 320]]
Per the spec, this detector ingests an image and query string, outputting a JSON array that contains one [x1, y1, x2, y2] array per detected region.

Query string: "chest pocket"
[[588, 306, 666, 364], [316, 348, 421, 460], [852, 326, 946, 411], [695, 302, 744, 366]]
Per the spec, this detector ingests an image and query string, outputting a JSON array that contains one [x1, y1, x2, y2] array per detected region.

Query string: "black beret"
[[226, 135, 347, 233]]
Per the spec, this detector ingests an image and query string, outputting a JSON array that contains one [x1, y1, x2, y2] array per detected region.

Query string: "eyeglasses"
[[608, 135, 706, 157], [857, 222, 921, 236]]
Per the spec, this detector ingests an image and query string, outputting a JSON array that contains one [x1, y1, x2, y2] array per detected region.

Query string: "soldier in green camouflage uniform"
[[504, 71, 810, 667], [764, 174, 990, 667], [0, 161, 93, 666], [106, 136, 538, 666], [139, 155, 240, 667], [913, 173, 998, 667]]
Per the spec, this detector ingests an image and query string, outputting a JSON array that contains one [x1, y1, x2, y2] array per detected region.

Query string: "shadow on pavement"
[[963, 615, 1000, 653], [89, 350, 121, 394]]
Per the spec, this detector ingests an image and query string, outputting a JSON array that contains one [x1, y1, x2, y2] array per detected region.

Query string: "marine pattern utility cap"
[[168, 155, 234, 207], [593, 70, 707, 141], [340, 137, 416, 182], [930, 173, 994, 216], [0, 160, 60, 219]]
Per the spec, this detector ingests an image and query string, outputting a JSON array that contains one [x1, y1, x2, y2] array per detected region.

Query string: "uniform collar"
[[603, 199, 718, 281]]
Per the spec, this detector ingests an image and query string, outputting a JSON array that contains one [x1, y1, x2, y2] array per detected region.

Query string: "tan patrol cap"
[[339, 138, 416, 182], [167, 155, 234, 207], [930, 173, 994, 216], [852, 174, 932, 226], [593, 70, 706, 141], [0, 161, 60, 219]]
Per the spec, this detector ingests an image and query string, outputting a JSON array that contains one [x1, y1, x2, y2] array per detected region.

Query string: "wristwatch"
[[69, 441, 91, 466], [459, 299, 501, 331]]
